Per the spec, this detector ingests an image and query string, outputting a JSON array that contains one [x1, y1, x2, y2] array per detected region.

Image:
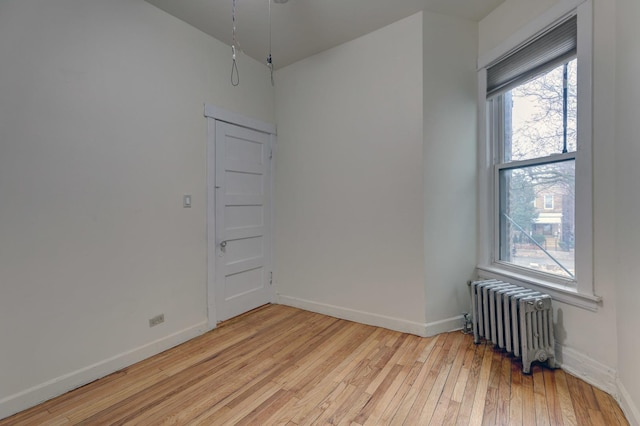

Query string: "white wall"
[[274, 11, 478, 336], [479, 0, 640, 422], [422, 13, 478, 328], [478, 0, 559, 56], [274, 13, 427, 333], [615, 0, 640, 422], [0, 0, 273, 418]]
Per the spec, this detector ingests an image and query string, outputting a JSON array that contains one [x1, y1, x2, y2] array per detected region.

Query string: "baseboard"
[[277, 294, 464, 338], [0, 321, 209, 421], [558, 347, 639, 425], [277, 295, 429, 336], [424, 315, 465, 337], [555, 343, 618, 397], [617, 379, 640, 426]]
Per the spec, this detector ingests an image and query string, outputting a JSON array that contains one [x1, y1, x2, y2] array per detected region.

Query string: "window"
[[543, 195, 554, 210], [477, 1, 596, 307], [490, 17, 578, 280]]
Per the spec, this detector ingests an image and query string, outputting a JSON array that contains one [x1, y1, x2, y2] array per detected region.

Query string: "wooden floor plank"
[[480, 344, 504, 426], [566, 370, 594, 426], [353, 363, 402, 424], [282, 321, 373, 394], [368, 361, 423, 425], [388, 335, 446, 425], [443, 336, 476, 424], [418, 332, 464, 425], [451, 336, 477, 404], [235, 389, 293, 426], [468, 342, 495, 426], [593, 386, 625, 426], [429, 332, 468, 425], [521, 363, 536, 426], [405, 333, 459, 425], [555, 370, 579, 426], [455, 341, 487, 425], [533, 365, 551, 426], [509, 358, 524, 426], [0, 305, 629, 426], [544, 366, 564, 426], [495, 354, 513, 425]]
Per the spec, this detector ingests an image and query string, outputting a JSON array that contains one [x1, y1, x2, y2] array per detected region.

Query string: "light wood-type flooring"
[[2, 304, 628, 425]]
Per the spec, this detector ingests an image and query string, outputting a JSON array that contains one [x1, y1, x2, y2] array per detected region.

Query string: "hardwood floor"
[[2, 304, 628, 425]]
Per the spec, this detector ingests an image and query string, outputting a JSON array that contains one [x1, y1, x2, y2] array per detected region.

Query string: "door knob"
[[220, 240, 227, 248]]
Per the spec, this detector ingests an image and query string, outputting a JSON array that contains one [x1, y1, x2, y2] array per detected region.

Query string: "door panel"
[[215, 121, 272, 322], [225, 205, 263, 229]]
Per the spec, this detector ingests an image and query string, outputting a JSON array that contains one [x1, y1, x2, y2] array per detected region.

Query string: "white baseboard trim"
[[0, 321, 209, 421], [555, 343, 618, 397], [617, 379, 640, 426], [277, 295, 464, 338], [277, 295, 429, 337], [424, 315, 465, 337]]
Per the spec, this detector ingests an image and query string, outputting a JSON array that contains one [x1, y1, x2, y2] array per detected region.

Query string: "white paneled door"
[[214, 121, 272, 322]]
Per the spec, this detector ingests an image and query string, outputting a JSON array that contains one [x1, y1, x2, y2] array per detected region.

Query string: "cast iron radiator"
[[471, 279, 556, 374]]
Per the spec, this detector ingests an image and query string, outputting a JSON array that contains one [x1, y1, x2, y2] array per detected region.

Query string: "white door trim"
[[205, 104, 276, 329], [205, 104, 276, 135]]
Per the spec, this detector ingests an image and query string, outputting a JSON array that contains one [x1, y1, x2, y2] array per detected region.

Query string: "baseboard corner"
[[617, 379, 640, 426], [424, 315, 464, 337], [555, 343, 618, 397]]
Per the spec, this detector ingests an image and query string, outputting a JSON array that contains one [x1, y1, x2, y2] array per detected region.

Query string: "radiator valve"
[[462, 313, 473, 334]]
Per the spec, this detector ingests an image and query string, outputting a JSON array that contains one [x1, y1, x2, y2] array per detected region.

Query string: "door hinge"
[[269, 271, 273, 285]]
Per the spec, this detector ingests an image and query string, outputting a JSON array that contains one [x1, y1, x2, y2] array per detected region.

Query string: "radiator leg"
[[522, 356, 532, 374], [523, 350, 556, 374]]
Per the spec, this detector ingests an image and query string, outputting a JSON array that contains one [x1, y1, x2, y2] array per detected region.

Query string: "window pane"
[[499, 160, 575, 278], [503, 59, 577, 162]]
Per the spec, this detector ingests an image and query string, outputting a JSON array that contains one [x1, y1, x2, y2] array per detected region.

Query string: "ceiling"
[[145, 0, 504, 69]]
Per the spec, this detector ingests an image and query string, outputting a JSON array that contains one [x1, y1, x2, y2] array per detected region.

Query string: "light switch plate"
[[183, 195, 192, 208]]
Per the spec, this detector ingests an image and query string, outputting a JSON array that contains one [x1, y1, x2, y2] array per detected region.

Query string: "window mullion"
[[496, 151, 576, 172]]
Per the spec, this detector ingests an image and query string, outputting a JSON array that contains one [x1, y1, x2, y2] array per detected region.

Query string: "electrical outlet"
[[149, 314, 165, 327]]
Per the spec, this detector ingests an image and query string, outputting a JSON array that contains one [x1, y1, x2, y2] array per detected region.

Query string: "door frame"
[[205, 104, 277, 329]]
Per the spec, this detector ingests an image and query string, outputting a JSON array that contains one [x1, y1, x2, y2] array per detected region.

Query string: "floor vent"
[[471, 279, 556, 374]]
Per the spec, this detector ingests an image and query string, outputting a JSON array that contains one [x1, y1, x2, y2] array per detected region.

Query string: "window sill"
[[476, 264, 602, 312]]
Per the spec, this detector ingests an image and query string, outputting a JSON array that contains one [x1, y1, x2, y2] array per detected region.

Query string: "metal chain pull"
[[231, 0, 239, 86], [267, 0, 274, 86], [267, 54, 274, 86], [231, 45, 239, 86]]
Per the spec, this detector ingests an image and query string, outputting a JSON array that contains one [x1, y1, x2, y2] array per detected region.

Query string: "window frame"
[[494, 153, 576, 279], [544, 194, 554, 210], [477, 0, 600, 311]]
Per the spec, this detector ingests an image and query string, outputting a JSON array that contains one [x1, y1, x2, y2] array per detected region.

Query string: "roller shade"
[[487, 15, 577, 98]]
